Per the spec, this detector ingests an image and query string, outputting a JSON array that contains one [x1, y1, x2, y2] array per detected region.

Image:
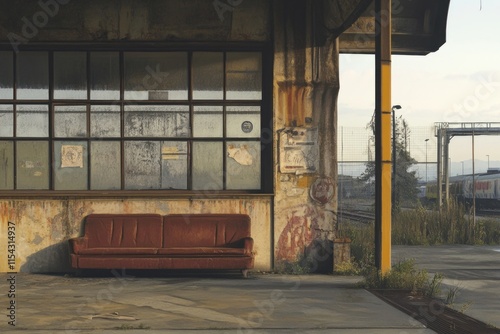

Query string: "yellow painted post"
[[374, 0, 392, 274]]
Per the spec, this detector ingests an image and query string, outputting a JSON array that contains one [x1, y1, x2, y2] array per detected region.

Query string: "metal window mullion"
[[48, 51, 54, 190], [12, 51, 17, 189], [188, 51, 193, 190], [222, 52, 227, 190], [119, 51, 125, 190], [86, 51, 91, 190]]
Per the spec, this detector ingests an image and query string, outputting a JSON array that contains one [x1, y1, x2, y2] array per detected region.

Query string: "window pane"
[[91, 105, 121, 137], [17, 52, 49, 100], [90, 52, 120, 100], [54, 52, 87, 99], [17, 105, 49, 137], [91, 141, 121, 190], [226, 52, 262, 100], [226, 141, 261, 189], [193, 52, 223, 100], [0, 52, 13, 99], [16, 141, 49, 189], [161, 141, 187, 189], [54, 141, 88, 190], [0, 105, 13, 137], [54, 105, 87, 137], [124, 141, 161, 189], [124, 105, 189, 137], [192, 142, 222, 190], [226, 106, 261, 138], [193, 106, 222, 137], [124, 52, 188, 100], [0, 141, 14, 189]]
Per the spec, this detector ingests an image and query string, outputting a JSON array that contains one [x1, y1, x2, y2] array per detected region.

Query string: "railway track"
[[338, 209, 374, 224]]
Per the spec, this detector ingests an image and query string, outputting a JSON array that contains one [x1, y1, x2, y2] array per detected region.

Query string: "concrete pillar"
[[273, 0, 339, 273]]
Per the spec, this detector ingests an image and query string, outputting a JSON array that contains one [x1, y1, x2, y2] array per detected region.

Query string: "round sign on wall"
[[309, 177, 334, 205], [241, 121, 253, 133]]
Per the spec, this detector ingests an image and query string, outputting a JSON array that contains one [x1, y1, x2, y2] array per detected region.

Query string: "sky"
[[338, 0, 500, 173]]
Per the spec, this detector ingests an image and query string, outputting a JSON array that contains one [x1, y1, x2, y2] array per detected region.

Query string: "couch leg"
[[241, 269, 249, 278]]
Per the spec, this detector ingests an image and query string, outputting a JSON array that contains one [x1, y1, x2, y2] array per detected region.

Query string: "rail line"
[[338, 209, 374, 224]]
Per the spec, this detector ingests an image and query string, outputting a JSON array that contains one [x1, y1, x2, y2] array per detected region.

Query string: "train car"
[[462, 173, 500, 209], [427, 172, 500, 210]]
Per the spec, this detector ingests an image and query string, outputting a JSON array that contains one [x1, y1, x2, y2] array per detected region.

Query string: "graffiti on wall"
[[276, 204, 322, 261]]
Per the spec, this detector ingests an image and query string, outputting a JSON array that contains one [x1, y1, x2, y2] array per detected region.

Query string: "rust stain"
[[278, 82, 312, 127], [297, 175, 313, 188]]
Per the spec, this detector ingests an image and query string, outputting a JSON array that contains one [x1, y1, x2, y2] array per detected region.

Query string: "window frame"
[[0, 42, 273, 197]]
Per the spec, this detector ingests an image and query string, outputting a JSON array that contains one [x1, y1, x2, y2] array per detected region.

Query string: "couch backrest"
[[163, 214, 251, 248], [84, 214, 163, 248]]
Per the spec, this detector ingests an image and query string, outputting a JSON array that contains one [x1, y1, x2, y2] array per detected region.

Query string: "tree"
[[358, 115, 419, 210]]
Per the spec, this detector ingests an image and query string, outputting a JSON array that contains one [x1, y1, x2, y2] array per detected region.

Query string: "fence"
[[338, 125, 438, 182]]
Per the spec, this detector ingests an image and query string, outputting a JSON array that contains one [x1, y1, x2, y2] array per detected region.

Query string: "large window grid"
[[0, 47, 270, 194]]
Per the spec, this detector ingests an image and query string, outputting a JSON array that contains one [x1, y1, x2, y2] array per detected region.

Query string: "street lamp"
[[392, 105, 402, 209], [487, 155, 490, 170], [425, 139, 429, 182], [461, 161, 464, 175]]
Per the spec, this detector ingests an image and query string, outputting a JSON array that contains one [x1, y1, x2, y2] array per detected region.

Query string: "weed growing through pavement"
[[445, 285, 462, 305], [360, 259, 428, 292], [425, 272, 444, 298]]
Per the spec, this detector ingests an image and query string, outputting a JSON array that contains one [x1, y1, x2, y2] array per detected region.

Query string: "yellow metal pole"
[[375, 0, 392, 274]]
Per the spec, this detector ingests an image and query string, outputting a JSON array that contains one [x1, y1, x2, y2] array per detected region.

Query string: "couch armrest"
[[242, 237, 254, 256], [69, 237, 88, 255]]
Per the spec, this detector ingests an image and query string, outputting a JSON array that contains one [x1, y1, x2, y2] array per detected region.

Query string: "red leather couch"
[[69, 213, 254, 277]]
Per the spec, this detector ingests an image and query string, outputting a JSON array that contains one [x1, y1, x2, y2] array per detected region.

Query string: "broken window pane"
[[16, 105, 49, 137], [192, 52, 223, 100], [124, 105, 189, 137], [91, 141, 121, 190], [0, 105, 13, 137], [90, 52, 120, 100], [226, 141, 261, 189], [17, 52, 49, 100], [0, 52, 13, 99], [124, 141, 161, 189], [193, 105, 223, 137], [16, 141, 49, 189], [54, 52, 87, 99], [124, 52, 188, 100], [226, 106, 261, 138], [90, 105, 120, 137], [161, 141, 187, 189], [192, 142, 223, 191], [54, 105, 87, 137], [54, 141, 88, 190], [0, 141, 14, 190], [226, 52, 262, 100]]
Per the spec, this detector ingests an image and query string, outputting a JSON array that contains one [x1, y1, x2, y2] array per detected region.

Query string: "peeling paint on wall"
[[227, 144, 253, 165]]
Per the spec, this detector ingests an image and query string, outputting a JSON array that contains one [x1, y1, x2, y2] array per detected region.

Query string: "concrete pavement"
[[2, 244, 499, 334], [1, 271, 434, 334], [393, 244, 500, 330]]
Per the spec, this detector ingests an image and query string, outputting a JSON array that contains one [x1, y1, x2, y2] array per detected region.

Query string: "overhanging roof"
[[338, 0, 451, 55]]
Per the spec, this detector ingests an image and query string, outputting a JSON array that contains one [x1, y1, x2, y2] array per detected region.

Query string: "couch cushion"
[[157, 247, 246, 256], [163, 214, 250, 248], [78, 247, 159, 255], [85, 214, 163, 248]]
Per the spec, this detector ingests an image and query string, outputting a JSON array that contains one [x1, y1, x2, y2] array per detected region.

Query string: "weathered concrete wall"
[[0, 0, 270, 43], [0, 199, 271, 272], [273, 0, 339, 272]]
